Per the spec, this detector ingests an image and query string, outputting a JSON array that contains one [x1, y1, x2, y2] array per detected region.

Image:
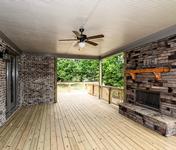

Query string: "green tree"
[[57, 53, 124, 88], [57, 59, 77, 81], [102, 53, 124, 87], [79, 60, 99, 81], [57, 58, 99, 82]]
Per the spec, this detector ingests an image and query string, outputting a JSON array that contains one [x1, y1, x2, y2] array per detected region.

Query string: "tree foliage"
[[57, 59, 99, 82], [102, 53, 124, 87], [57, 53, 124, 87]]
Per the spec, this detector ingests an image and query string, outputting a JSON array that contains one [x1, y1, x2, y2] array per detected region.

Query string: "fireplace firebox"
[[136, 90, 160, 110]]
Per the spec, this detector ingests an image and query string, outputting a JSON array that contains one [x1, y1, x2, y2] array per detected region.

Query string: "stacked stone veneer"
[[18, 54, 55, 105], [119, 34, 176, 136]]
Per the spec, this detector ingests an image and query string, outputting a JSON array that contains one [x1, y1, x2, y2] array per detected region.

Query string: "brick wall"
[[0, 37, 22, 125], [125, 34, 176, 118], [0, 38, 7, 126], [18, 54, 56, 105], [0, 37, 56, 126], [0, 58, 6, 126]]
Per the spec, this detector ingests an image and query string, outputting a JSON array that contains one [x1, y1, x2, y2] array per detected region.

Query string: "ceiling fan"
[[59, 28, 104, 48]]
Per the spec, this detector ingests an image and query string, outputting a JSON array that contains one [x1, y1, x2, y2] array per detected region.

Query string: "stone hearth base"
[[119, 103, 176, 136]]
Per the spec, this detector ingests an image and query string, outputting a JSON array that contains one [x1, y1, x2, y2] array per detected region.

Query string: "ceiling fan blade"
[[86, 40, 98, 46], [87, 34, 104, 40], [73, 31, 80, 38], [59, 39, 77, 41]]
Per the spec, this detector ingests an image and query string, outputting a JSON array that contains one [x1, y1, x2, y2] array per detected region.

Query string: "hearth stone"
[[119, 103, 176, 136]]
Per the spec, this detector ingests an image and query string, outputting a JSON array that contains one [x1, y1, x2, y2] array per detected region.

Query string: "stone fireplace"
[[119, 34, 176, 136], [136, 90, 160, 111]]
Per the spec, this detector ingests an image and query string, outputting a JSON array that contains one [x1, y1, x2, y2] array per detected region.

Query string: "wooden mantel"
[[126, 67, 170, 80]]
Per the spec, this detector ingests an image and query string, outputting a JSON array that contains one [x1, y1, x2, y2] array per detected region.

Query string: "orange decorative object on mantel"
[[126, 67, 170, 80]]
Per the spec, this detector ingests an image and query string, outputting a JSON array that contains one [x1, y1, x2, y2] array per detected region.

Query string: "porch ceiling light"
[[79, 42, 85, 48]]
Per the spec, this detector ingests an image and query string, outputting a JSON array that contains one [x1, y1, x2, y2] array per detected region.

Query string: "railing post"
[[99, 59, 102, 99], [109, 87, 111, 104], [92, 84, 94, 96]]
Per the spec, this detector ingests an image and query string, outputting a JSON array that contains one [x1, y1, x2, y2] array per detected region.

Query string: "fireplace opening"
[[136, 90, 160, 111]]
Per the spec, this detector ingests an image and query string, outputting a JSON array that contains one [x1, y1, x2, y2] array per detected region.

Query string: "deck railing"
[[86, 83, 124, 105]]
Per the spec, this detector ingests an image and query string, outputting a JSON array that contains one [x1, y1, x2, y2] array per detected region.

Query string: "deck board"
[[0, 91, 176, 150]]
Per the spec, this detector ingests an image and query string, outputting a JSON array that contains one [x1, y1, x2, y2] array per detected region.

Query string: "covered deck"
[[1, 1, 176, 150], [0, 91, 176, 150]]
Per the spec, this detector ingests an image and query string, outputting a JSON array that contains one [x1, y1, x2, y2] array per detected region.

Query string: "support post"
[[99, 59, 103, 99], [124, 52, 127, 103], [54, 57, 57, 103]]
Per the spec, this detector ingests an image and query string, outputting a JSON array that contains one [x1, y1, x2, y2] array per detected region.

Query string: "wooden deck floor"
[[0, 91, 176, 150]]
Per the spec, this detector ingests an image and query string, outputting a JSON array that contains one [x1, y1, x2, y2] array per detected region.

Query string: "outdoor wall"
[[125, 34, 176, 118], [18, 54, 56, 105], [118, 34, 176, 136], [0, 33, 57, 126], [0, 45, 56, 126]]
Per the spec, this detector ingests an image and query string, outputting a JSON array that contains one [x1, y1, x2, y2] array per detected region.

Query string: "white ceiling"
[[0, 0, 176, 57]]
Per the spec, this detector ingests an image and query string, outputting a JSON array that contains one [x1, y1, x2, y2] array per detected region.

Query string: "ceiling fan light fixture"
[[59, 28, 104, 48], [79, 42, 85, 48]]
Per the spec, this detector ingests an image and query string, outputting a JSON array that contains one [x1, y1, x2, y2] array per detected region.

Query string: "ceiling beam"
[[100, 24, 176, 59], [24, 51, 100, 60]]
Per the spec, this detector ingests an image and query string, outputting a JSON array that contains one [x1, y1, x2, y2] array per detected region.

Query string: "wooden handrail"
[[126, 67, 170, 80], [86, 83, 124, 105]]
